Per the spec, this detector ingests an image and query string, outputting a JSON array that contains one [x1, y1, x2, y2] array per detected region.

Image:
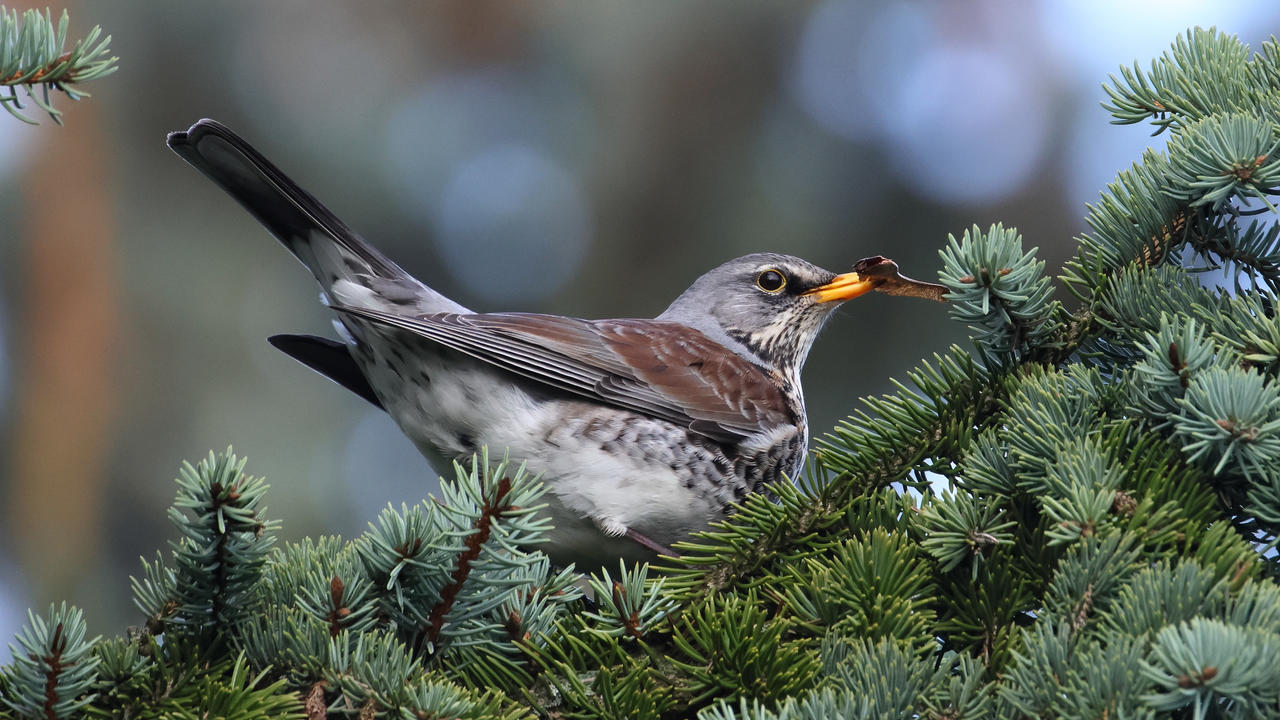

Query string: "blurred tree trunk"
[[6, 103, 118, 603]]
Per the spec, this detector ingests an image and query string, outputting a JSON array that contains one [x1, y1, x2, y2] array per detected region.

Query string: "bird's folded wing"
[[333, 307, 795, 443]]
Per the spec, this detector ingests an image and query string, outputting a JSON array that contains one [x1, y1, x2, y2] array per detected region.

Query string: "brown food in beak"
[[849, 256, 947, 302]]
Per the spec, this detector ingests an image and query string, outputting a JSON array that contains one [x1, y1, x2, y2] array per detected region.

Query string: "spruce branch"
[[352, 447, 571, 689], [523, 612, 679, 718], [1224, 580, 1280, 631], [423, 472, 513, 649], [0, 604, 100, 720], [1099, 561, 1229, 641], [323, 628, 523, 719], [919, 488, 1015, 577], [959, 428, 1018, 498], [1000, 367, 1110, 496], [1043, 531, 1144, 629], [144, 652, 302, 720], [322, 630, 423, 713], [1091, 265, 1231, 364], [443, 555, 582, 693], [1041, 479, 1118, 547], [934, 556, 1036, 670], [0, 7, 116, 124], [925, 654, 995, 720], [819, 636, 955, 719], [668, 591, 820, 708], [1190, 217, 1280, 295], [997, 621, 1078, 718], [1165, 114, 1280, 210], [298, 566, 377, 640], [1141, 617, 1280, 719], [167, 449, 279, 637], [939, 223, 1057, 363], [1187, 523, 1265, 593], [1103, 27, 1255, 134], [235, 606, 330, 689], [130, 551, 178, 637], [583, 561, 676, 641], [1127, 316, 1229, 425], [777, 530, 935, 651], [1000, 621, 1152, 719], [1173, 366, 1280, 481], [86, 637, 152, 716]]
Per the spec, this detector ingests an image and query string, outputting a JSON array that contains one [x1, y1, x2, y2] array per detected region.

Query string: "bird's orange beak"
[[804, 272, 878, 303]]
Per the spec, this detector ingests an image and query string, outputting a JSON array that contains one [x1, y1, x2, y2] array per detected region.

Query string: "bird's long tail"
[[166, 119, 405, 287], [167, 119, 465, 317]]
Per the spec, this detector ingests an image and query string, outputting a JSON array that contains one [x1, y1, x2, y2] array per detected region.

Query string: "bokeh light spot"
[[434, 144, 590, 305], [878, 45, 1050, 204]]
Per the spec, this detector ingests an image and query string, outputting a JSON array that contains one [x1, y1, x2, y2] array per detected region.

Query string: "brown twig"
[[38, 623, 68, 720], [1, 52, 72, 85], [423, 476, 513, 648]]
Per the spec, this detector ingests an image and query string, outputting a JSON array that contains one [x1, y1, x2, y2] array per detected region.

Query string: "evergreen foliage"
[[0, 6, 116, 124], [5, 25, 1280, 719]]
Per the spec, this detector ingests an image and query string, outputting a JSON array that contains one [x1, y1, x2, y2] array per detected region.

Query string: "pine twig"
[[0, 7, 117, 125], [424, 475, 513, 648]]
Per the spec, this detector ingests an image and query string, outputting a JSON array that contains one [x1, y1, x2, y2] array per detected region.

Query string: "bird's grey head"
[[657, 253, 874, 374]]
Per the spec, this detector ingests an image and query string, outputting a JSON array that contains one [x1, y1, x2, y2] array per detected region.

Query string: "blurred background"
[[3, 0, 1279, 651]]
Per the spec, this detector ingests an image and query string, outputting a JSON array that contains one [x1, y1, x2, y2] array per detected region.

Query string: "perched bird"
[[167, 119, 880, 566]]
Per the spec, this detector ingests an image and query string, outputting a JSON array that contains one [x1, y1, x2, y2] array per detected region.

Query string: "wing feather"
[[333, 307, 796, 443]]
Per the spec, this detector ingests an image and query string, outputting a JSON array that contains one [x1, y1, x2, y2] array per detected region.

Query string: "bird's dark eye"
[[756, 269, 787, 293]]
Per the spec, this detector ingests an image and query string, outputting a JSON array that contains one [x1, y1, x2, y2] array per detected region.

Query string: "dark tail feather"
[[268, 334, 384, 410], [166, 118, 405, 283]]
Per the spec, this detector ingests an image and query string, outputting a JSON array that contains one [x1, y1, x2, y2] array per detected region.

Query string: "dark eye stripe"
[[756, 269, 786, 292]]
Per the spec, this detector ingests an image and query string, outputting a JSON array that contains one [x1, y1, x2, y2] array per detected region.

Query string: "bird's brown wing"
[[333, 307, 795, 443]]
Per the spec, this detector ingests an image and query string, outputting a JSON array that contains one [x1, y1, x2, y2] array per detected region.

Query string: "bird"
[[167, 118, 880, 567]]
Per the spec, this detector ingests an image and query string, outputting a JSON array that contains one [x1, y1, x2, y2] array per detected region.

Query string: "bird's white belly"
[[505, 409, 725, 565]]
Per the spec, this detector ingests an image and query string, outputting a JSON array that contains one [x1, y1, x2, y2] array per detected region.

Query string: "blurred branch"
[[0, 6, 117, 125]]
